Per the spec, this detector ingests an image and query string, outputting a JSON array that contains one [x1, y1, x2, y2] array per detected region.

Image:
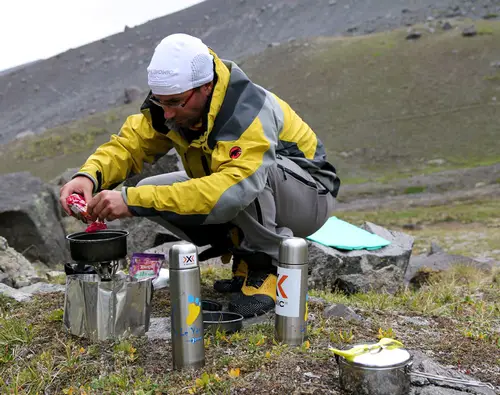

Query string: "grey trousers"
[[137, 156, 335, 262]]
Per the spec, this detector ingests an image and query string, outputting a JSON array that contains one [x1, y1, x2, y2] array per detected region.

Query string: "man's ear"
[[203, 82, 214, 96]]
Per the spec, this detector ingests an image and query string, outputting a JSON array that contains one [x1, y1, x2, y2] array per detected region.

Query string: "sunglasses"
[[149, 89, 197, 109]]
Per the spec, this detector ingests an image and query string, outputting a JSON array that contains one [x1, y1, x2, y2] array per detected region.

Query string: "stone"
[[405, 248, 493, 287], [323, 303, 363, 321], [308, 222, 414, 294], [409, 351, 496, 394], [120, 217, 181, 257], [18, 282, 65, 295], [462, 25, 477, 37], [124, 86, 142, 104], [406, 31, 422, 40], [0, 283, 31, 302], [146, 317, 171, 340], [0, 236, 39, 288], [0, 172, 69, 266], [442, 21, 453, 30], [123, 152, 181, 187], [46, 270, 65, 281]]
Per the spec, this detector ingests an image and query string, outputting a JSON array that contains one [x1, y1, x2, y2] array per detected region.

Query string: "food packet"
[[67, 193, 92, 223], [66, 193, 108, 233], [129, 253, 164, 280]]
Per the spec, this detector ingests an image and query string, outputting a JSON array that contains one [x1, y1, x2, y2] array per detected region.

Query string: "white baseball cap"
[[147, 33, 214, 95]]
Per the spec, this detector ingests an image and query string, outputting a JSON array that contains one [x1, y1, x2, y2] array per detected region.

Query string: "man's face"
[[150, 83, 212, 128]]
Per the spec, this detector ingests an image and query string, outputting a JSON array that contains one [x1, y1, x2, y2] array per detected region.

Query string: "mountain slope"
[[1, 20, 499, 183], [0, 0, 498, 144]]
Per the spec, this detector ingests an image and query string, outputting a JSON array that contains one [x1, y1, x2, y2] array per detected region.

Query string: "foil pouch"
[[63, 274, 152, 341]]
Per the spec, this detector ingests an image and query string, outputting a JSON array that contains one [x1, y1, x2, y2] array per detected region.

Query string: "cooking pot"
[[335, 342, 495, 394], [336, 342, 412, 395], [66, 230, 129, 263]]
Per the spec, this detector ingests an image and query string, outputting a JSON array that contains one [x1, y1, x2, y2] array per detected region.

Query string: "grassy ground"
[[0, 19, 499, 183], [0, 265, 498, 394], [1, 200, 499, 394]]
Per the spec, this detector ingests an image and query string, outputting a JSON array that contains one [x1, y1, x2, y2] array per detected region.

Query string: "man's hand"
[[87, 190, 133, 221], [60, 176, 94, 215]]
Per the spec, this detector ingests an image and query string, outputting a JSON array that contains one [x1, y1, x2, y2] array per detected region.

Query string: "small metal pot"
[[66, 230, 129, 263], [203, 311, 243, 334], [335, 343, 413, 395]]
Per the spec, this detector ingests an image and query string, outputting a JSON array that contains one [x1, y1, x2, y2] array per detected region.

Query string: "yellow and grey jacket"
[[76, 51, 340, 225]]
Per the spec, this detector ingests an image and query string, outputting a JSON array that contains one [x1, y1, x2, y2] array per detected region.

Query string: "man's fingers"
[[59, 187, 72, 215], [99, 206, 112, 222], [87, 193, 102, 217], [83, 190, 93, 206]]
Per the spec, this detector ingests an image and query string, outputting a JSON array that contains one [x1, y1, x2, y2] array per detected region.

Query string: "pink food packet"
[[129, 253, 164, 280]]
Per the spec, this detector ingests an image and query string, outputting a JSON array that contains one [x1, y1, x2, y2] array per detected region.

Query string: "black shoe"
[[213, 260, 247, 293], [228, 268, 277, 318]]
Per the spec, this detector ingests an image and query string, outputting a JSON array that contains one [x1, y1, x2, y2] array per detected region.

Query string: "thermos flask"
[[275, 237, 309, 345], [169, 243, 205, 370]]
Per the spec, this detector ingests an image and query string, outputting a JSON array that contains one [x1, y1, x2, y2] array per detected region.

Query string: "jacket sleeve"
[[124, 114, 278, 225], [75, 114, 173, 192]]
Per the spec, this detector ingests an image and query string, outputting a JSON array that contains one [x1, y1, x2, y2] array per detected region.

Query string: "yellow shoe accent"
[[241, 274, 277, 302], [234, 260, 248, 278]]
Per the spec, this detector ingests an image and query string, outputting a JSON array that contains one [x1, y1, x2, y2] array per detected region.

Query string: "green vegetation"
[[1, 262, 498, 393]]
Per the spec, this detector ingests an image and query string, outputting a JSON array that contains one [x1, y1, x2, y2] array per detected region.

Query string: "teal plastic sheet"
[[306, 217, 391, 250]]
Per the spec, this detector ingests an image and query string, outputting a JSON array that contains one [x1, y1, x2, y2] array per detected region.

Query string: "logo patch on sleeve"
[[229, 146, 242, 159]]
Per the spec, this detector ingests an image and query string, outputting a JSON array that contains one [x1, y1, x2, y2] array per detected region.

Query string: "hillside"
[[1, 19, 499, 185], [0, 0, 499, 144]]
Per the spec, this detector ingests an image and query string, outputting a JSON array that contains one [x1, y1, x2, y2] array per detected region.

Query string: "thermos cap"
[[169, 243, 199, 269], [279, 237, 308, 265]]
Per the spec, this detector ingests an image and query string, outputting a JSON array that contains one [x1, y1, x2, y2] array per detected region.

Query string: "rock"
[[123, 152, 181, 187], [46, 270, 65, 281], [18, 282, 65, 295], [16, 130, 35, 140], [323, 303, 363, 321], [0, 172, 69, 266], [146, 317, 171, 340], [442, 21, 453, 30], [120, 217, 181, 256], [405, 247, 493, 287], [308, 222, 414, 294], [409, 351, 496, 394], [0, 283, 31, 302], [406, 31, 422, 40], [124, 86, 142, 104], [462, 25, 477, 37], [490, 61, 500, 68], [49, 168, 79, 188], [429, 242, 444, 254], [0, 236, 39, 288], [426, 158, 446, 166], [399, 315, 430, 327]]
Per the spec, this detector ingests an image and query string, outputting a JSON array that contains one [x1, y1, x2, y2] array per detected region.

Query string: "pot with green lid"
[[334, 341, 412, 395]]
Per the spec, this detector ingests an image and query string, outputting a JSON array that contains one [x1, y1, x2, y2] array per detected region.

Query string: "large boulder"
[[0, 172, 69, 266], [308, 222, 414, 294], [405, 244, 496, 287], [119, 217, 181, 257], [123, 152, 181, 187], [0, 236, 39, 288]]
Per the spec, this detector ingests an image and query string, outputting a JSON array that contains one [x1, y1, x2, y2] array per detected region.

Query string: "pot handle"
[[408, 370, 494, 390]]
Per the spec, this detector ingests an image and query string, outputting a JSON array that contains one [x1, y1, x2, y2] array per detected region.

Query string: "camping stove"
[[66, 230, 129, 280], [71, 260, 122, 281]]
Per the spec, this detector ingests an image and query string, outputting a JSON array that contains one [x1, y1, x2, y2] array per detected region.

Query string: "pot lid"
[[352, 347, 411, 367]]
